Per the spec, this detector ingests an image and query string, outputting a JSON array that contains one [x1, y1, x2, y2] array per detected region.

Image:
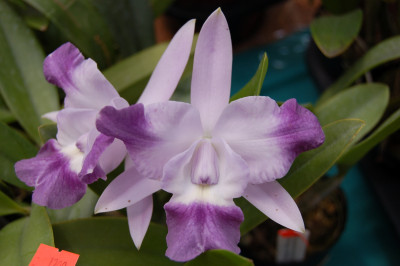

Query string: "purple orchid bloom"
[[14, 19, 195, 212], [96, 9, 324, 262]]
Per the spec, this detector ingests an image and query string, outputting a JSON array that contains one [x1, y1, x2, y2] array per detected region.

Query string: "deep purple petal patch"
[[43, 42, 83, 90], [15, 140, 86, 209], [164, 201, 244, 262]]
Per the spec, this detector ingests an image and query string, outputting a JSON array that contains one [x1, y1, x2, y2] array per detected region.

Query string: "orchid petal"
[[214, 97, 325, 183], [15, 139, 86, 209], [43, 42, 119, 109], [165, 202, 243, 262], [56, 108, 97, 146], [95, 167, 161, 213], [42, 110, 59, 122], [163, 138, 248, 204], [244, 181, 305, 233], [96, 102, 203, 180], [127, 195, 153, 250], [138, 20, 195, 105], [191, 8, 232, 133]]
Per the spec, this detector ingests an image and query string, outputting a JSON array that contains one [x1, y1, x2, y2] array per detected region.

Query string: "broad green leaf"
[[23, 0, 115, 68], [230, 53, 268, 101], [238, 119, 365, 235], [46, 188, 98, 223], [339, 107, 400, 166], [38, 123, 57, 144], [0, 122, 37, 190], [92, 0, 155, 58], [53, 218, 178, 266], [0, 204, 54, 266], [186, 250, 253, 266], [315, 83, 389, 143], [0, 190, 28, 216], [0, 0, 59, 143], [317, 35, 400, 105], [311, 9, 363, 58], [0, 108, 14, 123]]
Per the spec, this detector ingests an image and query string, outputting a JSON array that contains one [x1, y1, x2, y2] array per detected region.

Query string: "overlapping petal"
[[97, 102, 203, 180], [164, 202, 243, 262], [15, 140, 86, 209], [244, 181, 305, 233], [95, 167, 161, 213], [43, 42, 119, 109], [138, 20, 195, 105], [214, 97, 325, 184], [190, 9, 232, 133]]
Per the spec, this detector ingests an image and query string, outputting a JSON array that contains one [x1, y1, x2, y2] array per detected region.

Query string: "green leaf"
[[0, 190, 28, 216], [0, 204, 54, 266], [339, 107, 400, 166], [0, 108, 14, 123], [92, 0, 155, 57], [0, 122, 37, 190], [311, 9, 363, 58], [317, 35, 400, 105], [315, 83, 389, 143], [46, 188, 98, 223], [230, 53, 268, 101], [23, 0, 115, 67], [185, 250, 253, 266], [53, 218, 179, 266], [238, 119, 365, 235], [0, 0, 59, 143], [38, 123, 57, 144]]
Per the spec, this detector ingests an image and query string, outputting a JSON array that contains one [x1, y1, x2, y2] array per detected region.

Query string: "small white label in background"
[[276, 229, 310, 264]]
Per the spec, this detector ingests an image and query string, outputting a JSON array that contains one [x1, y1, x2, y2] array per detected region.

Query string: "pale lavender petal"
[[56, 108, 97, 146], [163, 138, 249, 204], [96, 102, 203, 180], [127, 195, 153, 249], [95, 167, 161, 213], [165, 202, 243, 262], [98, 138, 126, 174], [43, 42, 119, 109], [42, 111, 59, 122], [214, 97, 325, 184], [191, 8, 232, 133], [14, 139, 86, 209], [138, 20, 195, 105], [244, 181, 305, 233]]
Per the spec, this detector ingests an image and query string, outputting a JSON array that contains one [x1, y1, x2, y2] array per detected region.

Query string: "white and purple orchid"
[[95, 9, 325, 262], [14, 20, 195, 211]]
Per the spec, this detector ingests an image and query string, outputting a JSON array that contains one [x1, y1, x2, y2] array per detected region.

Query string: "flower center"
[[190, 139, 220, 185], [61, 144, 84, 173]]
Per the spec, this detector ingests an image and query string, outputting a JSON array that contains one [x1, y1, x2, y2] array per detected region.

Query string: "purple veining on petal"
[[43, 42, 83, 89], [190, 140, 220, 185], [79, 133, 114, 181], [214, 96, 324, 183], [97, 102, 202, 180], [164, 202, 243, 262], [15, 139, 86, 209]]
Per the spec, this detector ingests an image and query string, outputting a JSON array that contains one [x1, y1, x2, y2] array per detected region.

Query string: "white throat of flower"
[[61, 144, 84, 173]]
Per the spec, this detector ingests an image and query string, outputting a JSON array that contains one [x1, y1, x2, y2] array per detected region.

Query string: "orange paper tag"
[[29, 243, 79, 266]]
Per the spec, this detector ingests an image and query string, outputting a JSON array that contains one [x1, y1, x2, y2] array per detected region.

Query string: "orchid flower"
[[96, 9, 324, 262], [14, 20, 195, 211]]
